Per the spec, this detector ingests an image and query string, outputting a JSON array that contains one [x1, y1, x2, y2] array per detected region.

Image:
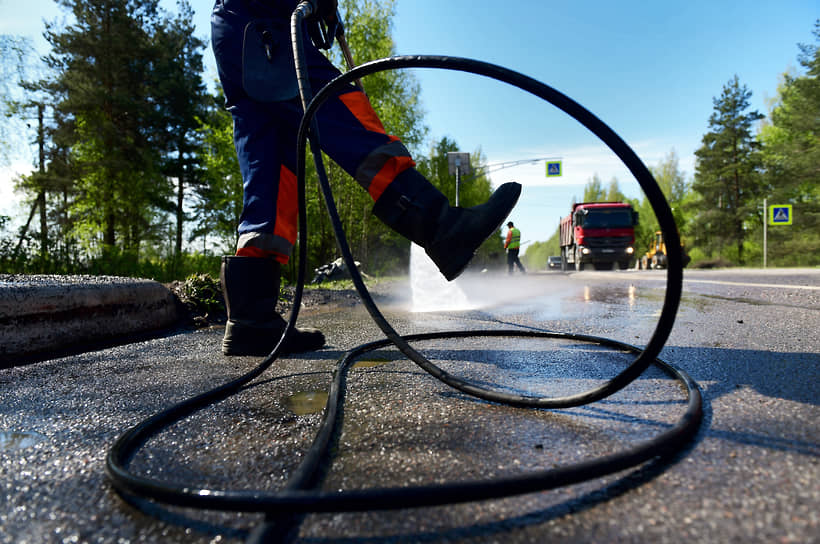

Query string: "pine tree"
[[192, 89, 244, 254], [691, 75, 764, 264], [41, 0, 169, 254], [151, 1, 208, 261]]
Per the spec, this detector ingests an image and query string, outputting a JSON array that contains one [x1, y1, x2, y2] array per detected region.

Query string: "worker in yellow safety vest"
[[504, 222, 526, 274]]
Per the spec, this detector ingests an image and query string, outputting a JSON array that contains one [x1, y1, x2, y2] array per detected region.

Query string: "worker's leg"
[[295, 48, 521, 280], [217, 102, 326, 356], [212, 1, 324, 356], [258, 42, 522, 281]]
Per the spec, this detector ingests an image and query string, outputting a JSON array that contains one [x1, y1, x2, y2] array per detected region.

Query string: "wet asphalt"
[[1, 268, 818, 543]]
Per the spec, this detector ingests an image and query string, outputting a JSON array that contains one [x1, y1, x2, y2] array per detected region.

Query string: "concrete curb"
[[0, 275, 181, 365]]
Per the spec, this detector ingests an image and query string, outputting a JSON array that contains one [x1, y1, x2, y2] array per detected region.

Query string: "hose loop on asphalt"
[[105, 4, 700, 534]]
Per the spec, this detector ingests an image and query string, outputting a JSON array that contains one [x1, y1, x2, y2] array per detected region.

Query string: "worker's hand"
[[306, 0, 339, 50], [311, 0, 338, 22]]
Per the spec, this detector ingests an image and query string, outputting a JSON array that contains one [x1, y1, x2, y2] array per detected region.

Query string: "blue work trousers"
[[211, 0, 413, 260]]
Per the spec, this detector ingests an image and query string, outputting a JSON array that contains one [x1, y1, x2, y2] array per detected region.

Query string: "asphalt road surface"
[[1, 267, 817, 543]]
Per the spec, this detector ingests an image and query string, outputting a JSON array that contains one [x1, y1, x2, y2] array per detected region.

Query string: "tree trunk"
[[176, 171, 184, 257], [37, 104, 47, 258]]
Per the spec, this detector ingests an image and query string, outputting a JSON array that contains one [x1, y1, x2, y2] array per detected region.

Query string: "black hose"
[[297, 55, 683, 409], [105, 2, 700, 537]]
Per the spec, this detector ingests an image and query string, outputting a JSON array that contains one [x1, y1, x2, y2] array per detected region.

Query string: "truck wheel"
[[575, 249, 584, 271], [561, 248, 567, 272]]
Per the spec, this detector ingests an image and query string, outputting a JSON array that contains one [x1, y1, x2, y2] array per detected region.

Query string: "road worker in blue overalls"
[[211, 0, 521, 355]]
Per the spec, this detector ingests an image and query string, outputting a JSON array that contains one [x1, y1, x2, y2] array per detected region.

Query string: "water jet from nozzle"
[[409, 243, 476, 312]]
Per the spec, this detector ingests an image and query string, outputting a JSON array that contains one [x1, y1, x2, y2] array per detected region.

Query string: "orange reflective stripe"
[[236, 246, 268, 258], [236, 246, 289, 264], [274, 164, 298, 247], [339, 90, 400, 141], [338, 90, 386, 134], [368, 155, 415, 201]]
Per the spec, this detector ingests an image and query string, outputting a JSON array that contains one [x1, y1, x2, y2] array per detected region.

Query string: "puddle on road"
[[286, 391, 328, 415], [352, 357, 393, 369], [0, 431, 47, 451]]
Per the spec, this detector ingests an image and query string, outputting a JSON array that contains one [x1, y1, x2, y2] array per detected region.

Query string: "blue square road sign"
[[769, 205, 792, 225]]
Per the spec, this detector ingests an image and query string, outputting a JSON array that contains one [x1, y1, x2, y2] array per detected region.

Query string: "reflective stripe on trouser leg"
[[215, 1, 417, 261], [235, 164, 298, 263]]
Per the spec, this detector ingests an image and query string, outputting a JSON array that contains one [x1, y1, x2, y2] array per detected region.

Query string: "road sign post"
[[447, 152, 472, 207], [763, 200, 793, 268]]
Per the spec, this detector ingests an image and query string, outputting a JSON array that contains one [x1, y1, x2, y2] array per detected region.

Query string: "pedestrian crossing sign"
[[546, 161, 562, 177], [768, 204, 792, 225]]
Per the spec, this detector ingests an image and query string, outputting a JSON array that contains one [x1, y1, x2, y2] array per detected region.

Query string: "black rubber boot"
[[372, 168, 521, 281], [220, 256, 325, 356]]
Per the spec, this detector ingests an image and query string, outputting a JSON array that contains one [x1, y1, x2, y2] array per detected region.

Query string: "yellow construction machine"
[[639, 231, 691, 269]]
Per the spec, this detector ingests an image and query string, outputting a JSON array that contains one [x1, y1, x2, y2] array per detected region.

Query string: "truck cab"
[[560, 202, 638, 271]]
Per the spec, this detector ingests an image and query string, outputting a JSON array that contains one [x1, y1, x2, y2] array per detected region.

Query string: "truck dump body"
[[559, 202, 638, 271]]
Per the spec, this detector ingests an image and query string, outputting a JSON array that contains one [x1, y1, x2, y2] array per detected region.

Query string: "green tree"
[[758, 20, 820, 266], [635, 149, 690, 254], [690, 75, 764, 264], [1, 36, 60, 263], [605, 176, 626, 201], [332, 0, 426, 152], [577, 174, 626, 203], [523, 229, 560, 270], [151, 0, 209, 262], [0, 35, 39, 165], [579, 174, 606, 202], [37, 0, 172, 257], [192, 89, 244, 254], [6, 1, 214, 275]]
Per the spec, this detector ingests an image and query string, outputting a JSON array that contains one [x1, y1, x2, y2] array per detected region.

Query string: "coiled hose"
[[106, 2, 702, 540]]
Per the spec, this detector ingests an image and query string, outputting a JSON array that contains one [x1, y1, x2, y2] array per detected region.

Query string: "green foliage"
[[633, 149, 690, 256], [0, 241, 221, 281], [0, 35, 40, 165], [151, 1, 210, 257], [579, 174, 605, 202], [176, 273, 223, 316], [332, 0, 427, 153], [756, 20, 820, 267], [523, 227, 560, 270], [575, 174, 627, 204], [192, 89, 243, 254], [11, 0, 209, 261], [689, 75, 765, 265]]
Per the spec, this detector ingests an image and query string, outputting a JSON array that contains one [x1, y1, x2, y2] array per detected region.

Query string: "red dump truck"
[[559, 202, 639, 271]]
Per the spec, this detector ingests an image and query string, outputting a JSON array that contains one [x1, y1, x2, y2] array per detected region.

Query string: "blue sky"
[[1, 0, 817, 246]]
